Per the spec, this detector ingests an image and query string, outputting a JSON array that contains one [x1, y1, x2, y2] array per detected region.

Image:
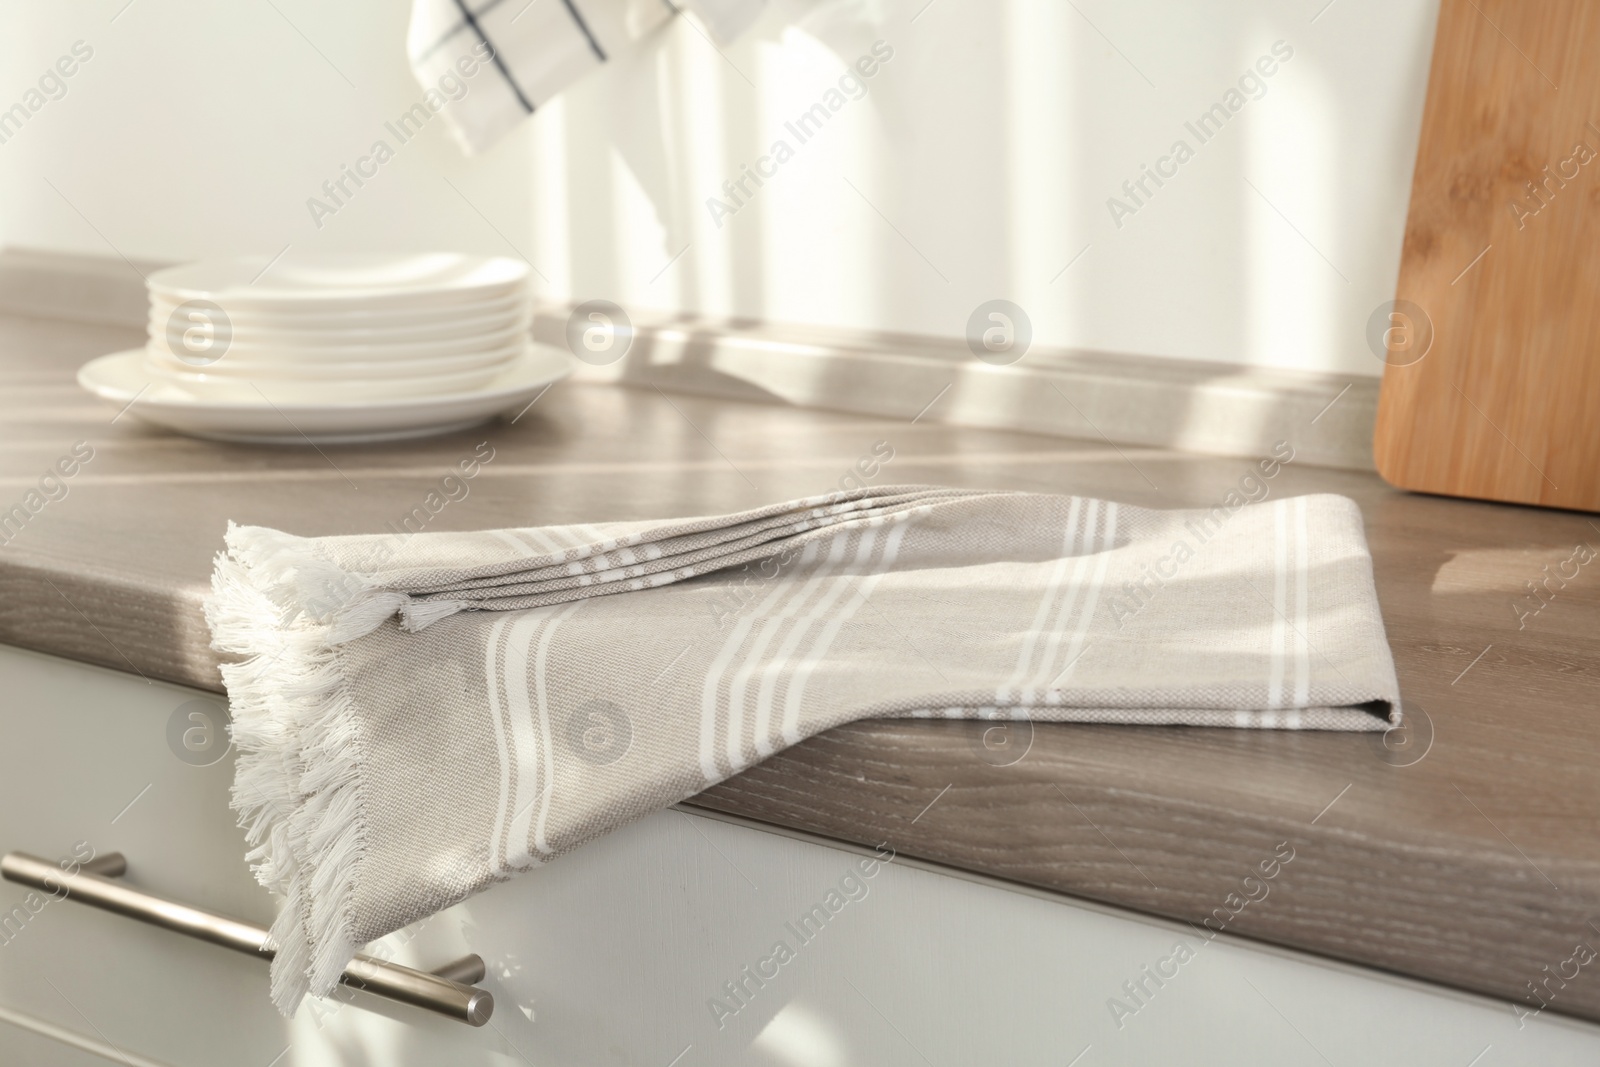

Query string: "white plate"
[[142, 344, 517, 400], [143, 342, 522, 381], [148, 322, 532, 365], [148, 254, 529, 312], [147, 361, 505, 402], [147, 306, 531, 347], [78, 344, 571, 444], [148, 291, 529, 330]]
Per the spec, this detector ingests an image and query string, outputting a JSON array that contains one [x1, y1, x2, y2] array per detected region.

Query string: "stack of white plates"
[[78, 253, 572, 444]]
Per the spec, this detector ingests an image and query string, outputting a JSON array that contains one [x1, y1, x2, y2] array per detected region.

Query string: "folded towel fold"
[[206, 484, 1400, 1013]]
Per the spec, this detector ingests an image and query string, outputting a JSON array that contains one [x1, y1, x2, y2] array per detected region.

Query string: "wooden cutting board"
[[1373, 0, 1600, 512]]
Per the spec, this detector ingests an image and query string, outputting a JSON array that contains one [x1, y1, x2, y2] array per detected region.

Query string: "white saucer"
[[79, 344, 572, 444], [148, 254, 529, 312], [149, 291, 528, 330], [157, 320, 533, 364], [148, 305, 530, 345]]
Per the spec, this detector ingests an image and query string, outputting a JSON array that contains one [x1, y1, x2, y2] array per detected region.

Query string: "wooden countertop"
[[4, 312, 1599, 1023]]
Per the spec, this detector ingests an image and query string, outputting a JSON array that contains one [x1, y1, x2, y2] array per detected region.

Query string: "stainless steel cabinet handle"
[[0, 851, 493, 1026]]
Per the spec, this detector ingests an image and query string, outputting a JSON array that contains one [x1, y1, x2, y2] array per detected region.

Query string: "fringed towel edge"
[[205, 522, 375, 1014]]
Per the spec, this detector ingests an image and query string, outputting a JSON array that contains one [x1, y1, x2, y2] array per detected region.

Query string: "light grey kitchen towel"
[[207, 484, 1400, 1013]]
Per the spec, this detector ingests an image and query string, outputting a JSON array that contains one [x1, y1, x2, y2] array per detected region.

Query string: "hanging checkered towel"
[[409, 0, 766, 152], [206, 484, 1400, 1014]]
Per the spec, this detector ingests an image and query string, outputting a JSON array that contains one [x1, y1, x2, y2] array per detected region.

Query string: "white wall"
[[0, 0, 1438, 378]]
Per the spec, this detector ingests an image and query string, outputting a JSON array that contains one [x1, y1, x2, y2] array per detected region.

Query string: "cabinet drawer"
[[4, 644, 1600, 1066], [0, 645, 507, 1066]]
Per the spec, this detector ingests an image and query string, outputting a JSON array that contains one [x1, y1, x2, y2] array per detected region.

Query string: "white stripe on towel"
[[498, 608, 553, 872], [698, 540, 828, 780], [1268, 498, 1289, 708], [1293, 494, 1311, 707], [752, 530, 881, 757], [519, 525, 568, 556], [1046, 501, 1118, 689], [781, 515, 913, 744], [1029, 500, 1104, 693], [1000, 496, 1084, 703], [749, 536, 853, 759], [483, 613, 514, 872], [490, 530, 537, 558], [497, 601, 584, 870], [531, 600, 583, 856], [723, 541, 823, 771]]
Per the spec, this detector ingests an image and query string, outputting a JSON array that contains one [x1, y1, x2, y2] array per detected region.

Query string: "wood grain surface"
[[1374, 0, 1600, 511], [4, 312, 1600, 1022]]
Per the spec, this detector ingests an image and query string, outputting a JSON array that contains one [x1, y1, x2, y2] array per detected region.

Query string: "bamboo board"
[[1373, 0, 1600, 512]]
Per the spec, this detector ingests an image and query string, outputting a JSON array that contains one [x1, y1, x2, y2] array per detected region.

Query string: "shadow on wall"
[[527, 0, 1438, 447]]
